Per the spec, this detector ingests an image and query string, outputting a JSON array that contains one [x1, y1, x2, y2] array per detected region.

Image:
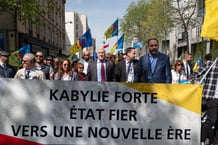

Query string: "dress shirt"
[[97, 59, 107, 82]]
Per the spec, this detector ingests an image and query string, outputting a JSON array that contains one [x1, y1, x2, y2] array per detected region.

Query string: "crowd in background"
[[0, 38, 212, 83], [0, 38, 217, 145]]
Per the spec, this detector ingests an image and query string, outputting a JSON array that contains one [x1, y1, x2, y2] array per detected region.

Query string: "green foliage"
[[211, 40, 218, 59], [121, 0, 174, 46], [0, 0, 56, 23]]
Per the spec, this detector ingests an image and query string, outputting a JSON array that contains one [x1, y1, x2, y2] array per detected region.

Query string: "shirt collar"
[[148, 52, 159, 58]]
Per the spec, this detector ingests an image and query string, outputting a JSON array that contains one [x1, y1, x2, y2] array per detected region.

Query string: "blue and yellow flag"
[[193, 57, 201, 72], [9, 44, 30, 67], [201, 0, 218, 41], [104, 19, 119, 39], [109, 34, 124, 55], [69, 29, 92, 55], [79, 29, 92, 48]]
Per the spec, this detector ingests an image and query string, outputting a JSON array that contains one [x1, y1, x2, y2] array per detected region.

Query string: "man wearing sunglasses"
[[134, 38, 172, 83], [35, 51, 54, 79], [14, 53, 45, 79]]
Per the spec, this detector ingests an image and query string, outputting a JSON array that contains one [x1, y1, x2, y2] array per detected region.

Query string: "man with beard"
[[134, 38, 172, 83], [81, 50, 91, 75]]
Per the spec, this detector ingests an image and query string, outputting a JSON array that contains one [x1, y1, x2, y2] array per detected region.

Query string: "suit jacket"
[[134, 52, 172, 83], [86, 60, 115, 81], [14, 68, 45, 80], [115, 59, 138, 82]]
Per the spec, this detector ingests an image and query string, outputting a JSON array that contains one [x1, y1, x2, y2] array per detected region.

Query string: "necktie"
[[127, 61, 132, 75], [25, 70, 30, 79], [101, 62, 105, 82], [186, 63, 189, 78]]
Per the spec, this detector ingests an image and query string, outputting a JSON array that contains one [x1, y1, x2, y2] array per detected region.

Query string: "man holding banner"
[[191, 59, 218, 145]]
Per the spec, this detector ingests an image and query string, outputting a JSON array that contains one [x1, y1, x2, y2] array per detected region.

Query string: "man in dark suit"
[[86, 48, 114, 82], [182, 53, 193, 79], [115, 47, 138, 82], [134, 38, 172, 83], [0, 51, 17, 78]]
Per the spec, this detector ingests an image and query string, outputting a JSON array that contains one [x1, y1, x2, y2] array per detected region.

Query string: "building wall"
[[65, 11, 95, 58], [0, 0, 66, 57]]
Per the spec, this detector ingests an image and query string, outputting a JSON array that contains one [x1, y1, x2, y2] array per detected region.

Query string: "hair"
[[183, 52, 192, 59], [205, 53, 212, 61], [57, 59, 73, 80], [172, 59, 184, 71], [75, 62, 84, 73], [147, 38, 159, 45], [23, 53, 35, 63], [125, 47, 135, 54]]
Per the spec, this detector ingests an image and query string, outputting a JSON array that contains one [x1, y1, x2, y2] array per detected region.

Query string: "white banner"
[[0, 79, 202, 145]]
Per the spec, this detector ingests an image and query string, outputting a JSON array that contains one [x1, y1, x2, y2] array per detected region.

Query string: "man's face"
[[0, 55, 8, 63], [83, 52, 90, 61], [127, 49, 136, 61], [22, 56, 32, 69], [186, 55, 193, 62], [105, 54, 111, 61], [35, 52, 44, 63], [97, 49, 105, 61], [148, 40, 159, 56]]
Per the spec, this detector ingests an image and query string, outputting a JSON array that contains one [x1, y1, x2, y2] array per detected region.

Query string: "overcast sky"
[[65, 0, 138, 51]]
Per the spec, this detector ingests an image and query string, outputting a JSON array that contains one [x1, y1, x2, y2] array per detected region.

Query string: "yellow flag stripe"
[[121, 83, 202, 114]]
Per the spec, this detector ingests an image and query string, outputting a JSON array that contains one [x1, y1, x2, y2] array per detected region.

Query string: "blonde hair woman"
[[171, 60, 187, 84]]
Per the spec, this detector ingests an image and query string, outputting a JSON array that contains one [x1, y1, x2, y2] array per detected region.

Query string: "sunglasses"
[[149, 44, 158, 47], [22, 60, 30, 63], [36, 55, 43, 58], [177, 63, 184, 66], [63, 63, 70, 66]]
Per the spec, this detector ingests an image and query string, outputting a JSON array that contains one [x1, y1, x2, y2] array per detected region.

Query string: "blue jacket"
[[134, 52, 172, 83]]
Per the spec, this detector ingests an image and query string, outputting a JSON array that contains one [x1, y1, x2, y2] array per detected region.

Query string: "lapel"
[[145, 54, 152, 73], [153, 53, 161, 74]]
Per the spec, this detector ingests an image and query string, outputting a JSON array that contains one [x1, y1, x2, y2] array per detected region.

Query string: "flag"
[[133, 41, 143, 48], [193, 57, 201, 72], [79, 29, 92, 48], [69, 29, 92, 55], [109, 34, 124, 55], [102, 44, 109, 48], [201, 0, 218, 41], [9, 44, 30, 67], [69, 41, 82, 55], [104, 19, 118, 39]]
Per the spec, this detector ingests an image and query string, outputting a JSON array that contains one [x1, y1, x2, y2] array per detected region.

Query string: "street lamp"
[[65, 21, 73, 24]]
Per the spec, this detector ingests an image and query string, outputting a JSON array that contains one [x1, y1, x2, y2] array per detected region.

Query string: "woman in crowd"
[[72, 62, 86, 81], [54, 59, 74, 80], [171, 59, 187, 84]]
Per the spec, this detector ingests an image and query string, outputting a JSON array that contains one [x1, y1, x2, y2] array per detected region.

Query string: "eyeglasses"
[[84, 55, 89, 56], [177, 63, 184, 66], [149, 44, 158, 47], [36, 55, 43, 58]]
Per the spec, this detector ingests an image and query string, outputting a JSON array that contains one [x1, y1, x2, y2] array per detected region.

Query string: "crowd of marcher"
[[0, 38, 217, 145]]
